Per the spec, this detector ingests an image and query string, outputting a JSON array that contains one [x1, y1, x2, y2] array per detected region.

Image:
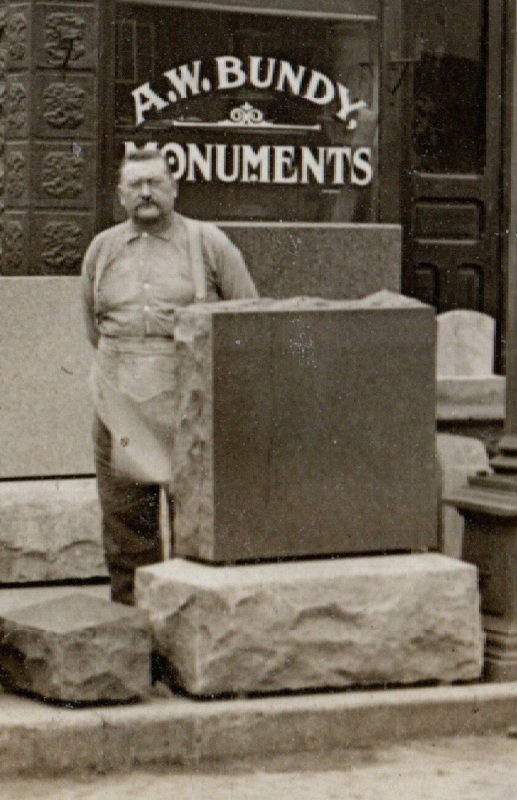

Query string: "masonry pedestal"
[[446, 468, 517, 682]]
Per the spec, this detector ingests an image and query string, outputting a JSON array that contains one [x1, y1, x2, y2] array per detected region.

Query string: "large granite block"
[[171, 292, 437, 562], [0, 479, 107, 583], [0, 594, 151, 703], [221, 223, 401, 299], [136, 554, 483, 696]]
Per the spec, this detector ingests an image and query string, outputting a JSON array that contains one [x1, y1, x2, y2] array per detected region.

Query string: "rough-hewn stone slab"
[[0, 479, 107, 583], [171, 292, 437, 562], [136, 554, 483, 696], [0, 594, 151, 703]]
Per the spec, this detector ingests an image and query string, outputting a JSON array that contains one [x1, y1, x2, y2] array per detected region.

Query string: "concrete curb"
[[2, 682, 517, 776]]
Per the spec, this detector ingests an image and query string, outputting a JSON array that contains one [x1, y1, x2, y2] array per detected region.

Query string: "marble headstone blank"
[[0, 594, 151, 703], [171, 291, 437, 563], [437, 309, 495, 377]]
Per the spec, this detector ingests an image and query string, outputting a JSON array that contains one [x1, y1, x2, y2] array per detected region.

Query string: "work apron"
[[91, 217, 207, 484]]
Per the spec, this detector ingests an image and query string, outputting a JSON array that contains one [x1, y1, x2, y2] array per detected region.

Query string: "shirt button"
[[143, 305, 150, 312], [143, 283, 150, 290]]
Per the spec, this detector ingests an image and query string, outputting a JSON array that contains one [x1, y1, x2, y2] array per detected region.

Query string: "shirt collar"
[[123, 215, 180, 243]]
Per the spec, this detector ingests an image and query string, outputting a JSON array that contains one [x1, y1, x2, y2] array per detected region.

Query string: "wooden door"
[[401, 0, 503, 320]]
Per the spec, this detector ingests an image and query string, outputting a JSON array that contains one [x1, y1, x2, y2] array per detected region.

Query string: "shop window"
[[114, 4, 380, 223]]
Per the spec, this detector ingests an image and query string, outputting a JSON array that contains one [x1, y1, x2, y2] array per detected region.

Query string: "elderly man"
[[82, 149, 258, 604]]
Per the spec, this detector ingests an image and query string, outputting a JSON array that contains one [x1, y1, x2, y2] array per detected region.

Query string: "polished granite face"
[[171, 293, 437, 563], [220, 223, 401, 300]]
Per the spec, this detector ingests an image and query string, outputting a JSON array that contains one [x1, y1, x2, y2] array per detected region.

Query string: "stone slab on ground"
[[171, 292, 437, 562], [0, 594, 151, 703], [0, 478, 107, 583], [136, 554, 483, 696]]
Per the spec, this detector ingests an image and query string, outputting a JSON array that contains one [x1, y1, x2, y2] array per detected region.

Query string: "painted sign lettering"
[[128, 56, 375, 187]]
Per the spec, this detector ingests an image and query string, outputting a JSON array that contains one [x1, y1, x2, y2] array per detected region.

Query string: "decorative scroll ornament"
[[43, 82, 86, 129], [42, 221, 82, 270], [171, 102, 321, 132]]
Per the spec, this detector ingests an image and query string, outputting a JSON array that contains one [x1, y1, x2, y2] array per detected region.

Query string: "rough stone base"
[[136, 554, 483, 696], [0, 479, 107, 583], [0, 594, 151, 703]]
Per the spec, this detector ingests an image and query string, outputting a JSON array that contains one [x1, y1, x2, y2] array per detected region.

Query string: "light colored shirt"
[[81, 213, 258, 407], [81, 213, 258, 345]]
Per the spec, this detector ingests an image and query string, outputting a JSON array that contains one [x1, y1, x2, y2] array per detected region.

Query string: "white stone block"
[[437, 434, 490, 559], [0, 479, 107, 583], [136, 554, 483, 696]]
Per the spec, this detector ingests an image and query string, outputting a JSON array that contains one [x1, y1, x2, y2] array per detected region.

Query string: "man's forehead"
[[120, 158, 171, 183]]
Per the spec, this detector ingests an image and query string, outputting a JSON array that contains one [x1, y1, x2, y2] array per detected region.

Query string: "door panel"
[[402, 0, 502, 319]]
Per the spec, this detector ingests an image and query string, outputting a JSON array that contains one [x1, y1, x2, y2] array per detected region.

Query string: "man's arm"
[[80, 237, 100, 348], [202, 224, 259, 300]]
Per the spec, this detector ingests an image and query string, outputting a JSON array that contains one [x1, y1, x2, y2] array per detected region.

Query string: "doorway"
[[401, 0, 503, 322]]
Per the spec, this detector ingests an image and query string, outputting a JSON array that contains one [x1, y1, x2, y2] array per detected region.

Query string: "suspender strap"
[[184, 217, 207, 303]]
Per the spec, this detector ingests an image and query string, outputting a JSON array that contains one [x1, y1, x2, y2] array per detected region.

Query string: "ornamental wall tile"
[[33, 142, 95, 208], [7, 74, 29, 137], [2, 212, 28, 274], [5, 144, 28, 206], [33, 71, 95, 138], [35, 4, 97, 70], [32, 211, 93, 275], [7, 7, 29, 67]]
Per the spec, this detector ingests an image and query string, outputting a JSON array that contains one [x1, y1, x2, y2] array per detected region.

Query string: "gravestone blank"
[[171, 292, 437, 562], [437, 310, 495, 377], [0, 594, 151, 703]]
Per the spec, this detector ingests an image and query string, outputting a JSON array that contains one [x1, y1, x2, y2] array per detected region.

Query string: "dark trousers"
[[94, 416, 163, 605]]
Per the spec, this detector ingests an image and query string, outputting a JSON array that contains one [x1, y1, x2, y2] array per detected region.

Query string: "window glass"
[[412, 0, 486, 174], [115, 5, 380, 222]]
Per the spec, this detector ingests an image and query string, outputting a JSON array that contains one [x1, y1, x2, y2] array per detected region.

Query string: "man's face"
[[118, 158, 177, 224]]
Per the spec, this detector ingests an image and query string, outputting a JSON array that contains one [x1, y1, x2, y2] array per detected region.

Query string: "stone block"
[[437, 434, 489, 558], [0, 594, 151, 703], [136, 554, 483, 696], [221, 223, 401, 300], [437, 310, 495, 377], [0, 277, 94, 478], [171, 292, 437, 562], [0, 479, 107, 583]]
